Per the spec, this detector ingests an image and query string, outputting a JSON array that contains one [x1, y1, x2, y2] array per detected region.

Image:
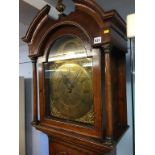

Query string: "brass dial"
[[50, 62, 93, 120]]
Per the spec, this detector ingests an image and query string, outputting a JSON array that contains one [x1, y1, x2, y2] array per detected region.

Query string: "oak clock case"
[[22, 0, 128, 154]]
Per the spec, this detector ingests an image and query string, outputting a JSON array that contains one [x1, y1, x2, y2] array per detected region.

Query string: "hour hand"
[[71, 69, 81, 85], [61, 72, 71, 87]]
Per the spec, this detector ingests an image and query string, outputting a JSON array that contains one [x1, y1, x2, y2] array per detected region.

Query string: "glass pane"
[[48, 35, 89, 61], [44, 36, 94, 125]]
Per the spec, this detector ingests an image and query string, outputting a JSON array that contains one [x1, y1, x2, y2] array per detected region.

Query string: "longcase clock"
[[22, 0, 128, 154]]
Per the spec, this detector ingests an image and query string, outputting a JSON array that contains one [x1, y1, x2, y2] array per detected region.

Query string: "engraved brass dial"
[[50, 61, 93, 120]]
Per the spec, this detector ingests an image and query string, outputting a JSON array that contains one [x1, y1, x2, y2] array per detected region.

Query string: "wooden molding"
[[22, 5, 51, 44]]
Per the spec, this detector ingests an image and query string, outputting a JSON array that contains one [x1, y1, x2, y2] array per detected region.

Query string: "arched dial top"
[[44, 35, 94, 125]]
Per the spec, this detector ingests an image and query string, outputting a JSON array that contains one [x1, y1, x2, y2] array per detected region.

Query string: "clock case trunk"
[[22, 0, 128, 154]]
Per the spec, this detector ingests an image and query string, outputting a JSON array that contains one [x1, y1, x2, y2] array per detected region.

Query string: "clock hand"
[[59, 67, 82, 93], [71, 69, 82, 85], [67, 69, 82, 93], [60, 71, 72, 91], [54, 71, 67, 91]]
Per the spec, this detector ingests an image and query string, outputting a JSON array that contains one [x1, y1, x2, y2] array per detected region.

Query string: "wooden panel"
[[49, 139, 104, 155]]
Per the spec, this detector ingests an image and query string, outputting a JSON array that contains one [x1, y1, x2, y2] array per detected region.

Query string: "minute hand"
[[70, 69, 82, 86]]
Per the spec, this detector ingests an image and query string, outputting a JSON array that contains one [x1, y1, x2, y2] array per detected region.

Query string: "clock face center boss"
[[45, 36, 95, 125]]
